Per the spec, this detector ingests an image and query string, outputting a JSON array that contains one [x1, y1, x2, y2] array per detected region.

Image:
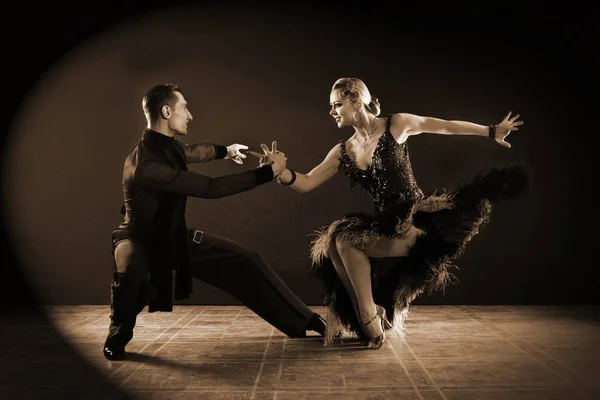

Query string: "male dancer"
[[104, 83, 325, 360]]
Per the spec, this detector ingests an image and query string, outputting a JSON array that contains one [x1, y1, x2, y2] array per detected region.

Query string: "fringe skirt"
[[309, 165, 530, 344]]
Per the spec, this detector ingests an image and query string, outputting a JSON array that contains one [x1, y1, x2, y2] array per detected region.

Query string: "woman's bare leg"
[[363, 226, 425, 258], [333, 227, 425, 338], [335, 238, 382, 338], [327, 242, 359, 318]]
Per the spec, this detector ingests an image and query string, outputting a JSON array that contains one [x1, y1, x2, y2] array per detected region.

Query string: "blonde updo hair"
[[331, 77, 381, 116]]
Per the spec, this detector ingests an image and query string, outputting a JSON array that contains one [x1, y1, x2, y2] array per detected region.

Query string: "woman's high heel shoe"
[[359, 305, 391, 347], [377, 305, 393, 331], [359, 313, 385, 350]]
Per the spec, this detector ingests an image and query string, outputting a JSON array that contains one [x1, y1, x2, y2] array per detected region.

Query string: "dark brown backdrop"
[[2, 3, 597, 307]]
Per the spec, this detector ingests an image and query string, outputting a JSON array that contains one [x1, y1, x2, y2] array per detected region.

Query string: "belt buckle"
[[192, 230, 204, 244]]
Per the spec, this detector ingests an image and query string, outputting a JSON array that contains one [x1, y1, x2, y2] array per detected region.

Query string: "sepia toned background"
[[2, 2, 597, 307]]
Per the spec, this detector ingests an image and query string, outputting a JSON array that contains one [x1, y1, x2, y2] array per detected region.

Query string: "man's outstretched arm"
[[135, 160, 274, 199], [182, 143, 228, 163]]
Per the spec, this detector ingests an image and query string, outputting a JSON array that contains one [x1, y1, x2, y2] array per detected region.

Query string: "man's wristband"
[[214, 144, 228, 159]]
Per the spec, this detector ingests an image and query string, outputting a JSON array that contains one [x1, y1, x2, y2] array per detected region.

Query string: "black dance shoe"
[[305, 313, 327, 337], [103, 346, 125, 361]]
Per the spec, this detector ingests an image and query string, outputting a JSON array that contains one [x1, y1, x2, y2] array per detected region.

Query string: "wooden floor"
[[1, 305, 599, 399]]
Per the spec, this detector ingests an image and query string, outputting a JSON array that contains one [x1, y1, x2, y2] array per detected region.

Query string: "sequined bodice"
[[339, 127, 424, 212]]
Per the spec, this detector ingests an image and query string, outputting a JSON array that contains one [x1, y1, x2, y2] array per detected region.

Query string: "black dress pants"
[[105, 230, 316, 350]]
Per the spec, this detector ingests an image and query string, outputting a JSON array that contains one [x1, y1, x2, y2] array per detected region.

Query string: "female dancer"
[[253, 77, 528, 349]]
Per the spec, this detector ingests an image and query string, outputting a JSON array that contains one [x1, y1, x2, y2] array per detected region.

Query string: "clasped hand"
[[247, 141, 287, 176]]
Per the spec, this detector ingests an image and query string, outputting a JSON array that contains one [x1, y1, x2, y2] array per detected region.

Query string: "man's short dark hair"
[[142, 83, 182, 121]]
